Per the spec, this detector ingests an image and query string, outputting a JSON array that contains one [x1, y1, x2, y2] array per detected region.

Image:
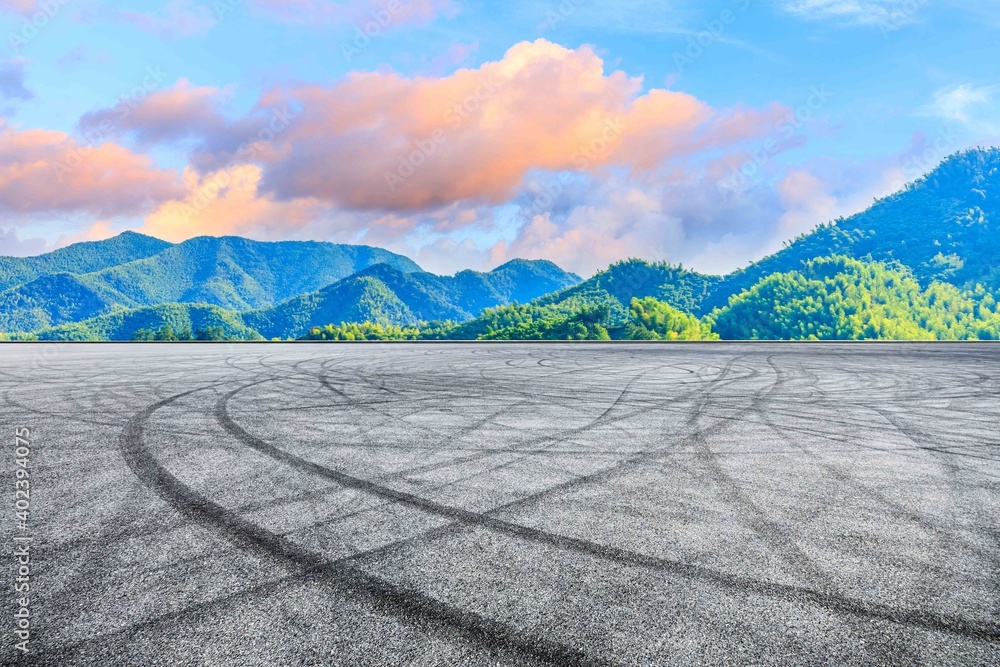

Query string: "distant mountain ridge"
[[0, 234, 423, 331], [245, 260, 581, 339], [8, 233, 581, 340]]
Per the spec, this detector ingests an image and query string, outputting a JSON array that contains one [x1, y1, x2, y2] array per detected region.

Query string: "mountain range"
[[7, 239, 580, 340], [2, 148, 1000, 341]]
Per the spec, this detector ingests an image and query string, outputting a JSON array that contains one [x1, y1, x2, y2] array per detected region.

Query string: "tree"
[[196, 326, 227, 341], [154, 325, 178, 342]]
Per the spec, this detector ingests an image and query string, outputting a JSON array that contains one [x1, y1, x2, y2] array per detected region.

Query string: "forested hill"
[[0, 234, 423, 331], [533, 259, 722, 321], [244, 260, 581, 340], [0, 231, 171, 293], [703, 148, 1000, 312], [79, 235, 422, 311]]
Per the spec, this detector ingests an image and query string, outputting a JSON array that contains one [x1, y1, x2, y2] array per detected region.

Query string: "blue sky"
[[0, 0, 997, 275]]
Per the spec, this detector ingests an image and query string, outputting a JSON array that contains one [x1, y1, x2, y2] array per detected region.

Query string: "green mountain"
[[532, 259, 721, 320], [0, 273, 125, 331], [429, 294, 718, 341], [708, 255, 1000, 340], [28, 258, 581, 341], [86, 235, 422, 311], [37, 304, 264, 342], [0, 231, 171, 293], [245, 260, 581, 339], [0, 234, 422, 332], [701, 148, 1000, 312]]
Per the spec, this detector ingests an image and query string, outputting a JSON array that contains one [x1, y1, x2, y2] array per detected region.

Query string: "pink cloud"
[[79, 79, 228, 147], [0, 121, 183, 217], [74, 41, 788, 222], [247, 39, 784, 212]]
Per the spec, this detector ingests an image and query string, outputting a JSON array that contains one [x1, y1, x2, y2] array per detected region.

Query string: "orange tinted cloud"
[[256, 39, 785, 211], [0, 121, 182, 216], [142, 165, 322, 241]]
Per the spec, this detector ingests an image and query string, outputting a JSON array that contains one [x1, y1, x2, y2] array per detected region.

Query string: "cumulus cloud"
[[247, 0, 458, 27], [253, 40, 785, 211], [0, 121, 183, 217], [78, 79, 229, 147], [141, 165, 323, 241], [63, 39, 800, 274], [79, 40, 787, 218], [485, 165, 795, 276]]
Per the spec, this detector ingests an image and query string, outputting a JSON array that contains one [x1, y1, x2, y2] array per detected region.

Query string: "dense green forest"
[[296, 257, 999, 342], [4, 149, 1000, 342], [532, 259, 721, 321], [709, 256, 1000, 340], [21, 254, 1000, 342], [301, 298, 717, 342]]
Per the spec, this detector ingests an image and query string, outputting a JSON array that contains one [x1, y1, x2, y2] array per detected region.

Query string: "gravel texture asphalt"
[[1, 342, 998, 666]]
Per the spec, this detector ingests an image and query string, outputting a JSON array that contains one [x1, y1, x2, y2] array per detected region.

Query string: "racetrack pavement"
[[1, 342, 998, 666]]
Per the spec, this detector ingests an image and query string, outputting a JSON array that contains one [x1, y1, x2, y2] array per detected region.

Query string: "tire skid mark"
[[121, 385, 605, 667], [216, 374, 1000, 642], [757, 361, 1000, 569]]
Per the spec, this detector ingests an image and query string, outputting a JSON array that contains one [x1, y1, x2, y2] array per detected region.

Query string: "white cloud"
[[922, 84, 999, 136], [776, 0, 926, 27]]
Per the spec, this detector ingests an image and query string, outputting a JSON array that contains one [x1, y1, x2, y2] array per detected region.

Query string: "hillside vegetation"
[[709, 256, 1000, 340], [37, 304, 264, 341], [0, 234, 423, 332]]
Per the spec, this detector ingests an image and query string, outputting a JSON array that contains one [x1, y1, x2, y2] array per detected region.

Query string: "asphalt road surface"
[[1, 343, 999, 666]]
